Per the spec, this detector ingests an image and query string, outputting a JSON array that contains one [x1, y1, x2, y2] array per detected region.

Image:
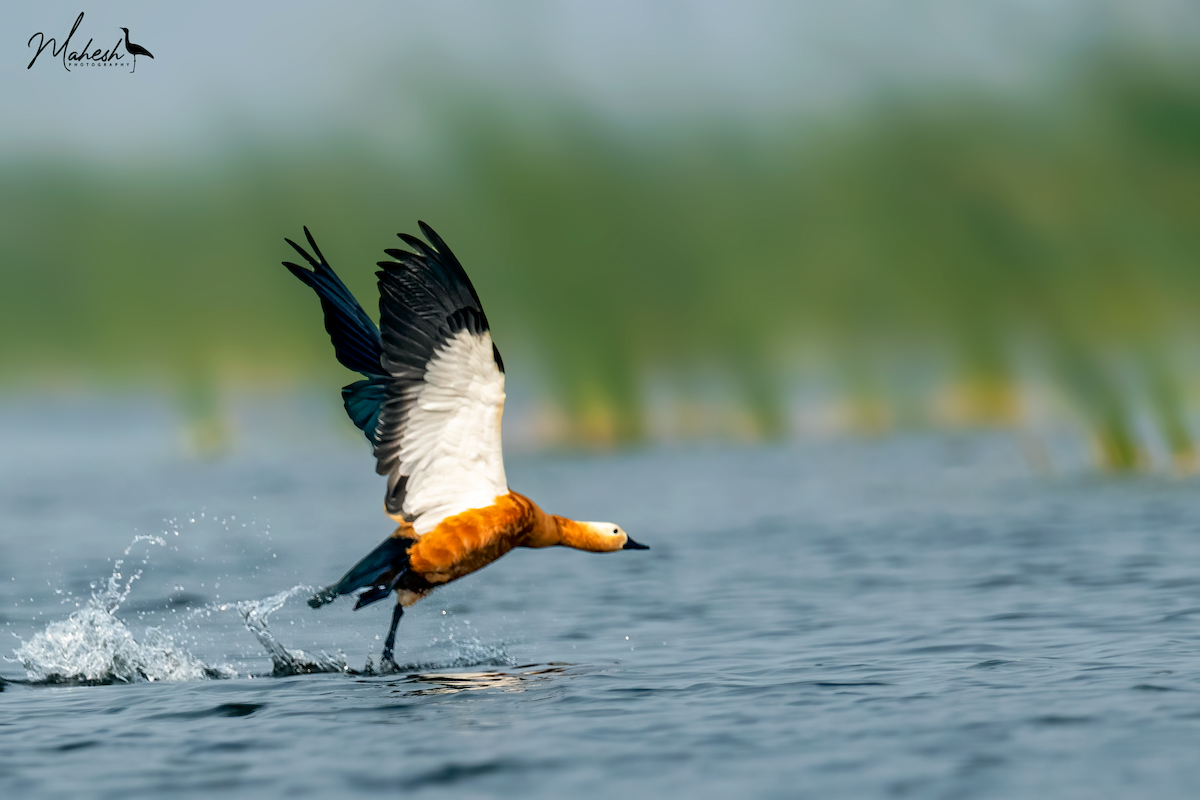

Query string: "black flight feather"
[[283, 227, 384, 379]]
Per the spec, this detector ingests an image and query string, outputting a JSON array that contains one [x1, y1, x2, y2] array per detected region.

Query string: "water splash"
[[11, 537, 230, 684], [235, 589, 515, 676], [9, 537, 515, 684], [236, 587, 348, 676]]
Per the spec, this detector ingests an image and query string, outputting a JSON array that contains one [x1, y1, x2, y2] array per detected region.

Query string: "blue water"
[[4, 398, 1200, 798]]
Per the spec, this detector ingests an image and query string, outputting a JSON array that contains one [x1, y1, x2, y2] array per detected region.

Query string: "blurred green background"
[[5, 1, 1200, 470]]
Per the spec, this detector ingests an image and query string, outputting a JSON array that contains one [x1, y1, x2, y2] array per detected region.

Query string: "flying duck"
[[283, 222, 648, 670]]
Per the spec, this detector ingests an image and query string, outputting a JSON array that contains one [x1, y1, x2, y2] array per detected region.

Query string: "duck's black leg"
[[381, 602, 404, 670]]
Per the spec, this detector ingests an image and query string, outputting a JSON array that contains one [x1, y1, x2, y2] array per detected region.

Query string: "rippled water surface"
[[4, 399, 1200, 798]]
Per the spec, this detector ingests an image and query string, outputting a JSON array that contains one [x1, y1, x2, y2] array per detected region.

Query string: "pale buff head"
[[545, 516, 650, 552], [580, 522, 649, 552]]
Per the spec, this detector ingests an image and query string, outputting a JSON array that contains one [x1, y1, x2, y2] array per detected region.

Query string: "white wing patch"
[[398, 328, 508, 534]]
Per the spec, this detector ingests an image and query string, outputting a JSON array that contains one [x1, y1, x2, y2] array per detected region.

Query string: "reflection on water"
[[392, 664, 572, 697]]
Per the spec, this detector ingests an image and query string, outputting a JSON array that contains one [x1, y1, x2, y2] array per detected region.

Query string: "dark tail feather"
[[353, 586, 392, 609], [284, 227, 386, 378], [308, 535, 411, 609]]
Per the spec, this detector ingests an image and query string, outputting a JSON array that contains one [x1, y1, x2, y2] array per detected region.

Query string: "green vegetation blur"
[[3, 52, 1200, 469]]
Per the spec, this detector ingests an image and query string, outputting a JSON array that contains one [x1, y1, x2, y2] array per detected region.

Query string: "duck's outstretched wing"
[[283, 223, 508, 535], [373, 222, 508, 534]]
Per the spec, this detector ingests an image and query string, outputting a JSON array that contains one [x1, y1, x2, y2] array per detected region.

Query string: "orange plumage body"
[[404, 492, 634, 587], [406, 493, 533, 584]]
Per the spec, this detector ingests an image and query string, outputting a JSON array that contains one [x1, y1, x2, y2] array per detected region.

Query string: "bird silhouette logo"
[[26, 13, 157, 73], [119, 27, 153, 73]]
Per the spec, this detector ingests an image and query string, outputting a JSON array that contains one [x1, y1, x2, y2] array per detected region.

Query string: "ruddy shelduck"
[[283, 222, 647, 669]]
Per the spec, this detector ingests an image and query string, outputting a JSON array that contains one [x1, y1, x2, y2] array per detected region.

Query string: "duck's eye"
[[613, 528, 619, 534]]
